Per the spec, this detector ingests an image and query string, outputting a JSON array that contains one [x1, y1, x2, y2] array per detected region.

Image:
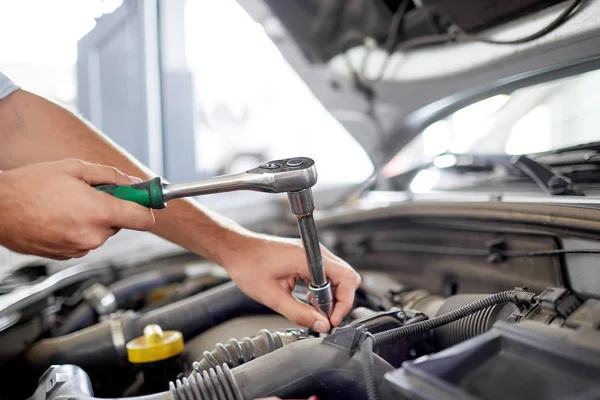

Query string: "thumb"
[[269, 290, 330, 333]]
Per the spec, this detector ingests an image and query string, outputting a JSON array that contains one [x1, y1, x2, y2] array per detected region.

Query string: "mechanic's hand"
[[0, 159, 155, 260], [224, 235, 361, 333]]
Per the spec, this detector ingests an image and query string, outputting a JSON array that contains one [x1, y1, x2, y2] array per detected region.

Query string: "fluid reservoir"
[[126, 324, 185, 394]]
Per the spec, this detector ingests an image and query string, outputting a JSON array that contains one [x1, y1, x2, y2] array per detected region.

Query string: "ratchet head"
[[246, 157, 318, 193]]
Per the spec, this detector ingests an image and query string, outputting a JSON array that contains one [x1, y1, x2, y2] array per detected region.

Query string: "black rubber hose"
[[26, 282, 270, 372], [373, 290, 537, 345], [135, 281, 270, 339], [34, 337, 393, 400], [141, 276, 230, 312], [172, 364, 243, 400], [362, 335, 380, 400], [57, 269, 189, 335], [433, 294, 519, 349], [193, 330, 282, 371], [57, 303, 96, 334], [172, 338, 395, 400], [25, 313, 138, 373], [359, 290, 537, 400]]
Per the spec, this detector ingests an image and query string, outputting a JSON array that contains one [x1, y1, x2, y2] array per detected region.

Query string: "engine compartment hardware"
[[82, 283, 117, 316], [538, 287, 582, 319], [30, 365, 94, 400], [432, 293, 521, 350], [23, 282, 268, 374], [566, 299, 600, 330], [192, 328, 303, 372], [126, 324, 184, 363], [384, 321, 600, 400], [0, 261, 112, 317], [373, 289, 538, 345], [126, 324, 186, 394], [511, 154, 584, 196]]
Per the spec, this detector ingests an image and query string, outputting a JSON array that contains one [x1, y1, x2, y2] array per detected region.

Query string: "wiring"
[[374, 0, 583, 80], [346, 0, 582, 81], [391, 0, 583, 52], [374, 289, 538, 344], [455, 0, 583, 45], [375, 0, 412, 81], [362, 289, 538, 400], [332, 0, 413, 206], [367, 242, 600, 258], [333, 0, 582, 208], [362, 334, 380, 400], [340, 0, 411, 82]]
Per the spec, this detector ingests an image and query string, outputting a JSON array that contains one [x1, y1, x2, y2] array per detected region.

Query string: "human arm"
[[0, 87, 360, 332]]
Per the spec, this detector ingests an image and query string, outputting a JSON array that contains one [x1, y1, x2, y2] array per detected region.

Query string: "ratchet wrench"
[[95, 157, 334, 319]]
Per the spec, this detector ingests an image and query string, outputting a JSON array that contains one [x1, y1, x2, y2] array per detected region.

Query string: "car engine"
[[1, 225, 600, 400]]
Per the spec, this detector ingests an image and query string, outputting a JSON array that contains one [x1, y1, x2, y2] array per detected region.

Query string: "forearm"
[[0, 89, 254, 266]]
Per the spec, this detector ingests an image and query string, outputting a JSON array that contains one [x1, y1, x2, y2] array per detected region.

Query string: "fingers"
[[330, 279, 358, 327], [102, 197, 155, 231], [268, 289, 331, 333], [58, 159, 154, 231], [61, 159, 139, 186], [321, 252, 361, 327]]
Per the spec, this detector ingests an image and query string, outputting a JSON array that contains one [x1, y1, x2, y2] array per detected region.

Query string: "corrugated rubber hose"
[[373, 290, 537, 345], [363, 290, 538, 400], [192, 329, 299, 372]]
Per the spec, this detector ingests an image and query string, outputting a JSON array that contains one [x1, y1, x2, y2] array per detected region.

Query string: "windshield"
[[384, 67, 600, 177]]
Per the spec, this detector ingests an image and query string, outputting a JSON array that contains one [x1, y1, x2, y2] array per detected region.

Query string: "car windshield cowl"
[[378, 143, 600, 198]]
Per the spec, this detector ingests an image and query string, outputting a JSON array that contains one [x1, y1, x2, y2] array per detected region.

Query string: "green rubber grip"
[[95, 176, 166, 209]]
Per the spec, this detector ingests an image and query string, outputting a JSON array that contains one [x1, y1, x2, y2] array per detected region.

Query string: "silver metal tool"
[[164, 157, 334, 319], [161, 157, 317, 200]]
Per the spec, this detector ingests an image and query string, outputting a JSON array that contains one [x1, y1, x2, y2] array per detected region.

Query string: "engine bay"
[[1, 221, 600, 400], [3, 196, 600, 400], [2, 0, 600, 398]]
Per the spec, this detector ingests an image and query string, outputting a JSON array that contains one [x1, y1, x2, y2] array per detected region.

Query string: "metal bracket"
[[83, 283, 118, 316], [322, 324, 367, 354]]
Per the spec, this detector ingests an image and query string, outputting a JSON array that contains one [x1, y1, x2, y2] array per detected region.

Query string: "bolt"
[[286, 158, 305, 167]]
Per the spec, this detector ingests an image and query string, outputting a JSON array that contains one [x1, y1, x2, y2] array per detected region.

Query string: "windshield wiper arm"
[[541, 140, 600, 155], [511, 155, 585, 196]]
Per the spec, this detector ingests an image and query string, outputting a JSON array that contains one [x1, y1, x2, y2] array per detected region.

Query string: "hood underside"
[[236, 0, 600, 167]]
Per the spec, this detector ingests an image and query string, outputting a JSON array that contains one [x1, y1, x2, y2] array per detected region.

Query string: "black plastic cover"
[[419, 0, 567, 33], [384, 321, 600, 400]]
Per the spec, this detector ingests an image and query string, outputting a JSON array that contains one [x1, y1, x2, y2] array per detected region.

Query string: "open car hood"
[[236, 0, 600, 167]]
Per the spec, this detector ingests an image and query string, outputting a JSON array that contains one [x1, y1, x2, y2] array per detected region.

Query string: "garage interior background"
[[0, 0, 585, 271], [0, 0, 373, 270]]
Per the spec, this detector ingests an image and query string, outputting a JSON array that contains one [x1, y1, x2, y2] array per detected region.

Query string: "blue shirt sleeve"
[[0, 71, 20, 99]]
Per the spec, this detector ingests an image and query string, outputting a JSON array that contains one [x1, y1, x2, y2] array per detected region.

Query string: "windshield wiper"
[[511, 155, 585, 196], [540, 140, 600, 155], [330, 148, 591, 208]]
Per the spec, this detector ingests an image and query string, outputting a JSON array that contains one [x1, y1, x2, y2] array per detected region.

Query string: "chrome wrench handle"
[[162, 157, 333, 319]]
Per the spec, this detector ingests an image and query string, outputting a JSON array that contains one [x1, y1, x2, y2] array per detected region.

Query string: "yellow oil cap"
[[126, 324, 184, 363]]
